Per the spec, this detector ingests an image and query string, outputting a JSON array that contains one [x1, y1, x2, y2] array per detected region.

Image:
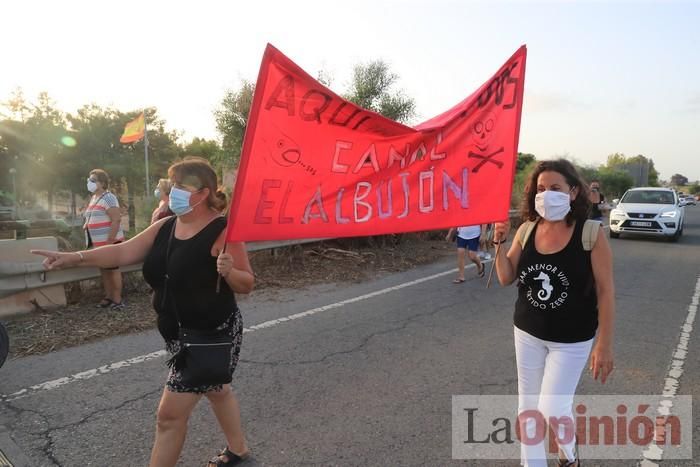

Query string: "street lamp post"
[[8, 168, 17, 220]]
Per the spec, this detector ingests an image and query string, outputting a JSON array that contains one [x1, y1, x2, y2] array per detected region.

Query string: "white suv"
[[609, 187, 684, 241]]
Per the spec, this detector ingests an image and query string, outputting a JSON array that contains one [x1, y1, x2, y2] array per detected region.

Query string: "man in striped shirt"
[[84, 169, 125, 310]]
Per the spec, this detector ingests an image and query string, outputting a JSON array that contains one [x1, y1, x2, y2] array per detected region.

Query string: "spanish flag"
[[120, 113, 145, 144]]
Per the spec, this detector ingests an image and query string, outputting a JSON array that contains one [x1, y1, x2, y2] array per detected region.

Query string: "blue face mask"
[[154, 188, 161, 199], [169, 186, 202, 216]]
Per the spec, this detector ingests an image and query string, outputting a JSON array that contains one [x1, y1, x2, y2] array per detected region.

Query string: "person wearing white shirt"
[[445, 224, 485, 283]]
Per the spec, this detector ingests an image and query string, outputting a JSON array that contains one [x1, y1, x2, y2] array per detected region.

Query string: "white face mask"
[[535, 190, 571, 221], [87, 179, 98, 193]]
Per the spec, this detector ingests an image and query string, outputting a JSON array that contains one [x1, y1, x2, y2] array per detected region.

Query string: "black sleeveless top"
[[514, 220, 598, 343], [590, 193, 605, 219], [142, 216, 237, 341]]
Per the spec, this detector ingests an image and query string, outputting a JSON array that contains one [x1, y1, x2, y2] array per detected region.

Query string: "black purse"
[[162, 219, 233, 387], [170, 327, 233, 387]]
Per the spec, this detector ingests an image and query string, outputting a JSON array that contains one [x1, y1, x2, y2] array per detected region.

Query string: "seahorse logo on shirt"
[[520, 263, 570, 311], [534, 271, 553, 301]]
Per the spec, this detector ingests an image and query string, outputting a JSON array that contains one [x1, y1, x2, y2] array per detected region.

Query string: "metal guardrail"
[[0, 211, 520, 299], [0, 237, 329, 299]]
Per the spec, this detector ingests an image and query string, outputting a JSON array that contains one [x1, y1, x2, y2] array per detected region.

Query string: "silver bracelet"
[[75, 251, 84, 262]]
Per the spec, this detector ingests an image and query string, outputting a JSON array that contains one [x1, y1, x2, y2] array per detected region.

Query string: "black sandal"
[[96, 298, 113, 308], [207, 447, 250, 466]]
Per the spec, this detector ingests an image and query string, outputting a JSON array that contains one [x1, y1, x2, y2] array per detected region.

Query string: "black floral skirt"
[[164, 308, 243, 394]]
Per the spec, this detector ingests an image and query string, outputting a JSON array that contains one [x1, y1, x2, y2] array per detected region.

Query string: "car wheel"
[[609, 230, 620, 239]]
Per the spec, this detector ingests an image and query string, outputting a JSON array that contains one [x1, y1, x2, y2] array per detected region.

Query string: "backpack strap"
[[518, 219, 600, 250], [517, 221, 537, 248], [582, 219, 600, 251]]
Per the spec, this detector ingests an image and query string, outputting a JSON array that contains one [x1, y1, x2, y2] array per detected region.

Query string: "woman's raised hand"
[[493, 221, 511, 243]]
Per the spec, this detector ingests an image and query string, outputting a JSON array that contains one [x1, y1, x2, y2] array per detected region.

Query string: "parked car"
[[609, 187, 684, 241]]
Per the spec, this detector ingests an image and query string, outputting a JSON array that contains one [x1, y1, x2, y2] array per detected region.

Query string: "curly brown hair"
[[521, 159, 591, 225]]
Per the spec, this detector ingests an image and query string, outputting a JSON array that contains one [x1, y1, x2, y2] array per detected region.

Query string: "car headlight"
[[660, 211, 677, 218], [610, 209, 626, 217]]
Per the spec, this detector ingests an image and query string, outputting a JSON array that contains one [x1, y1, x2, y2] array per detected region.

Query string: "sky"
[[2, 0, 698, 181]]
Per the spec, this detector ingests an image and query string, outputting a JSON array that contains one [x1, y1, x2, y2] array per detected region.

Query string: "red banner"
[[227, 44, 526, 242]]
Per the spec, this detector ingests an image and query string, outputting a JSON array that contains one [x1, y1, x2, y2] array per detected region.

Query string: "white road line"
[[640, 275, 700, 466], [1, 351, 168, 401], [2, 266, 470, 401]]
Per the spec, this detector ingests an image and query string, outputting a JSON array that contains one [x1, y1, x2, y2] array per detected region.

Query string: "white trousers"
[[514, 326, 593, 466]]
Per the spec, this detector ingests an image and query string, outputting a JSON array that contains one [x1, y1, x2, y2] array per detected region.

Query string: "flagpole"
[[143, 110, 150, 196]]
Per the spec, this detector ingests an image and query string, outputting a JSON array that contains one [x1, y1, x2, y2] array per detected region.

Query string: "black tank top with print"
[[142, 216, 237, 341], [514, 220, 598, 343]]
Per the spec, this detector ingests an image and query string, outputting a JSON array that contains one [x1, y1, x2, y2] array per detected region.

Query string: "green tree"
[[183, 137, 223, 174], [605, 152, 627, 169], [214, 80, 255, 171], [516, 152, 536, 172], [604, 152, 659, 187], [670, 173, 688, 186], [598, 167, 634, 199], [512, 154, 538, 209], [0, 119, 27, 199], [687, 183, 700, 195], [20, 92, 71, 211], [627, 154, 659, 186], [68, 106, 181, 195], [344, 60, 416, 123], [576, 165, 600, 185], [646, 159, 659, 186], [3, 87, 30, 122], [67, 106, 182, 230]]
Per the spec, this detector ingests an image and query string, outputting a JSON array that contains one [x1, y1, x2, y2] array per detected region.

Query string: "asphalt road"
[[1, 208, 699, 467]]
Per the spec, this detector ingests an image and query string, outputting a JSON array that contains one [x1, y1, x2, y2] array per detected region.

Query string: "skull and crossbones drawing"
[[467, 111, 504, 173]]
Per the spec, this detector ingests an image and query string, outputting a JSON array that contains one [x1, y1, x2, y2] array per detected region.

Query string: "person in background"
[[479, 223, 494, 260], [151, 178, 174, 224], [446, 224, 485, 283], [84, 169, 125, 310], [33, 157, 254, 467], [493, 159, 615, 467], [588, 179, 605, 222]]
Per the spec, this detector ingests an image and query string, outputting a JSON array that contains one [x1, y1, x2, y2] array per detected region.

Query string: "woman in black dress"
[[33, 157, 254, 467]]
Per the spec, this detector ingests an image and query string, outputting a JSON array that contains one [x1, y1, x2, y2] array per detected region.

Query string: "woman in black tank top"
[[32, 157, 254, 466], [492, 159, 616, 467]]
